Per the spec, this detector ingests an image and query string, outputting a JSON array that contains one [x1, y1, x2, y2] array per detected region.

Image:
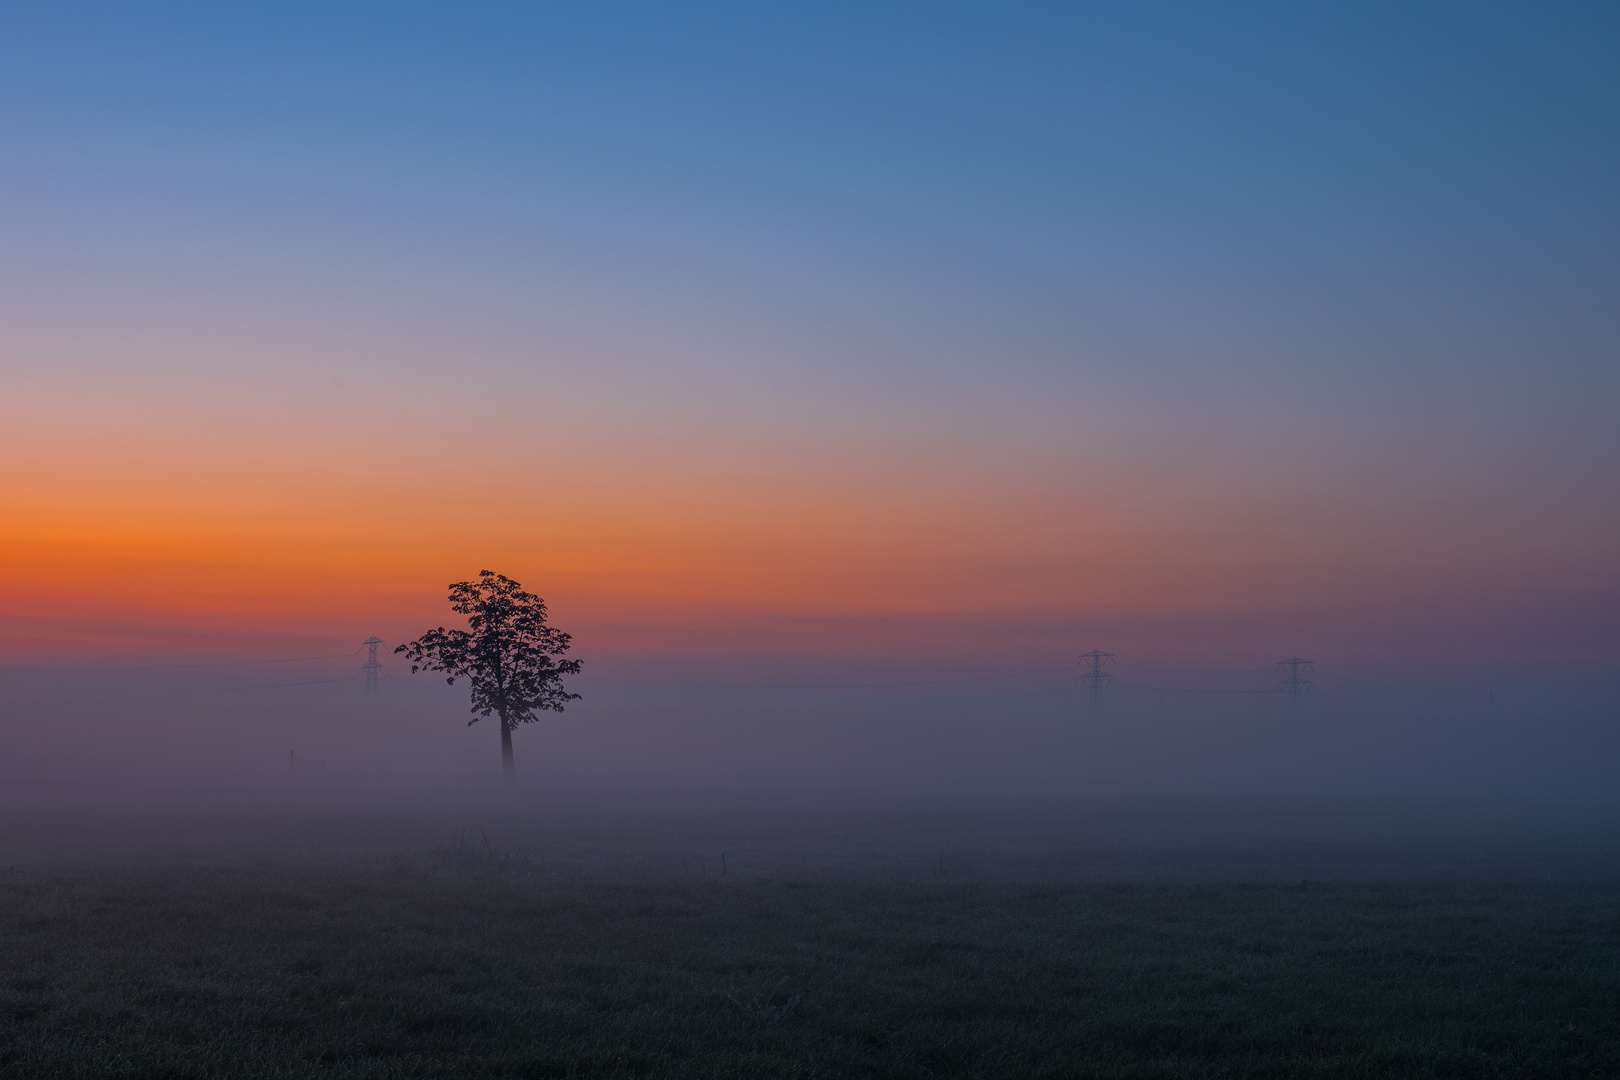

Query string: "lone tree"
[[396, 571, 581, 780]]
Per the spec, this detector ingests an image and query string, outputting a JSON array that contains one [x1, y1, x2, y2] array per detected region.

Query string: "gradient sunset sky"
[[3, 2, 1617, 684]]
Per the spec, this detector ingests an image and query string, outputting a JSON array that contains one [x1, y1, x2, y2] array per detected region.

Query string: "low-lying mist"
[[0, 654, 1614, 807]]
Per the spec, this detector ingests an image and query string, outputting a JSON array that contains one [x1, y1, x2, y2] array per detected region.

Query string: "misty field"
[[3, 860, 1618, 1078]]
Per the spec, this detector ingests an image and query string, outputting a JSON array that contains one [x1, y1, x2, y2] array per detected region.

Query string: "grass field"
[[3, 857, 1618, 1078]]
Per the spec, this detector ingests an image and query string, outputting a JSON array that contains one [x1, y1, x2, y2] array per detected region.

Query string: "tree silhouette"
[[396, 571, 581, 781]]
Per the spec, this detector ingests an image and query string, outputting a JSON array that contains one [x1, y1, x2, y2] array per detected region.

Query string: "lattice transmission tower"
[[361, 636, 385, 692], [1077, 649, 1117, 706], [1274, 656, 1317, 700]]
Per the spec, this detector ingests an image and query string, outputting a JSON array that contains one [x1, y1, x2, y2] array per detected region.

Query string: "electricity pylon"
[[361, 636, 385, 692], [1274, 656, 1317, 700], [1077, 649, 1117, 706]]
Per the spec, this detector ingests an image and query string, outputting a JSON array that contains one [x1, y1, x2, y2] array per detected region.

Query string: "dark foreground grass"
[[2, 868, 1617, 1078]]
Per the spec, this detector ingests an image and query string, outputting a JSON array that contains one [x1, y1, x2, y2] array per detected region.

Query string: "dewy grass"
[[1, 868, 1616, 1078]]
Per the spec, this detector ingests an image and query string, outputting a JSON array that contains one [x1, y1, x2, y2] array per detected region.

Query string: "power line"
[[0, 648, 363, 674], [120, 638, 1498, 705], [1114, 662, 1277, 675], [210, 676, 363, 692], [965, 683, 1280, 703], [570, 665, 1078, 691]]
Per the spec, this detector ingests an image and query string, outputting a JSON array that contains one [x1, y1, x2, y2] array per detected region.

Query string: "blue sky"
[[2, 2, 1619, 801], [1, 1, 1616, 677]]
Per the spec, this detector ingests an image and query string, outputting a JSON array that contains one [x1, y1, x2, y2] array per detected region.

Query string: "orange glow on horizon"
[[7, 371, 1600, 665]]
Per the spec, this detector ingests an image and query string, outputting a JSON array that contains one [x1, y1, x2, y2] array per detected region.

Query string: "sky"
[[1, 3, 1617, 796]]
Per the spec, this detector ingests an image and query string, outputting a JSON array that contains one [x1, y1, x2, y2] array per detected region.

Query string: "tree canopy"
[[396, 571, 580, 774]]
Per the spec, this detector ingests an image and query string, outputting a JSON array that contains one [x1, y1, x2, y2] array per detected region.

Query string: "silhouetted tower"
[[1274, 657, 1317, 700], [1077, 649, 1117, 706], [361, 636, 384, 692]]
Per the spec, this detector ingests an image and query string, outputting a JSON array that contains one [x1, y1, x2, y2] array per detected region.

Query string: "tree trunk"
[[499, 714, 516, 782]]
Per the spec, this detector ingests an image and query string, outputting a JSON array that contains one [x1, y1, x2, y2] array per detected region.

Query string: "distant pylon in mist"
[[362, 636, 385, 692], [1274, 657, 1317, 700], [1077, 649, 1117, 706], [289, 750, 325, 774]]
